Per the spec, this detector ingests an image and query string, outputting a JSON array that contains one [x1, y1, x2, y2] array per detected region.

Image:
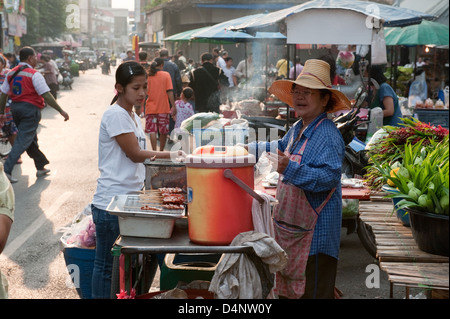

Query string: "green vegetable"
[[180, 112, 221, 133], [408, 187, 421, 201]]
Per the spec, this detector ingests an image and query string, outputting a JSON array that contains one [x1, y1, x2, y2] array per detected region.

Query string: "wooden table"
[[256, 183, 372, 201], [359, 197, 449, 299]]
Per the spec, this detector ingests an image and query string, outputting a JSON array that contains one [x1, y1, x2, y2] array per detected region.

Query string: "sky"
[[111, 0, 135, 11]]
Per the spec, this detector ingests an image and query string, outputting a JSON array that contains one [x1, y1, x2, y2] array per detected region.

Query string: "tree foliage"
[[21, 0, 70, 45]]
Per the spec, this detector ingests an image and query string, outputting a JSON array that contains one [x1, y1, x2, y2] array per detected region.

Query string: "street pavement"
[[0, 66, 414, 300]]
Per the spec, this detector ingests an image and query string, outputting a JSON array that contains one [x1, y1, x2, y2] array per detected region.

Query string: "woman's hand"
[[267, 149, 290, 174]]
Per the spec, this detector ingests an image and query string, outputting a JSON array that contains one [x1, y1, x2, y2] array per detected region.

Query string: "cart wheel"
[[136, 254, 158, 295], [356, 216, 377, 258]]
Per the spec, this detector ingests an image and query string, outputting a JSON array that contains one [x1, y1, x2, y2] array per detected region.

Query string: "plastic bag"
[[408, 73, 428, 108], [371, 28, 387, 65], [60, 205, 96, 249]]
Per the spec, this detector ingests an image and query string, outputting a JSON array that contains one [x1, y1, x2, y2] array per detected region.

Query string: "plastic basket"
[[63, 247, 95, 299], [159, 253, 221, 290], [414, 109, 449, 128]]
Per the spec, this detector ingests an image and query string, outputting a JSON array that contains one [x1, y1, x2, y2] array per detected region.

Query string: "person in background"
[[173, 87, 195, 134], [159, 49, 182, 142], [159, 48, 182, 99], [145, 58, 176, 151], [91, 61, 184, 299], [289, 58, 304, 80], [0, 55, 21, 164], [235, 53, 254, 84], [4, 53, 19, 69], [188, 52, 225, 113], [244, 59, 351, 299], [222, 56, 237, 104], [185, 58, 195, 74], [40, 55, 59, 100], [276, 56, 292, 80], [212, 48, 220, 65], [368, 64, 403, 127], [123, 50, 134, 62], [134, 51, 151, 116], [175, 50, 187, 72], [217, 50, 228, 70], [0, 47, 69, 184]]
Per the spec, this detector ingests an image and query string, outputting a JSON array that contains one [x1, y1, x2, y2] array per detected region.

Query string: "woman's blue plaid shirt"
[[249, 113, 345, 259]]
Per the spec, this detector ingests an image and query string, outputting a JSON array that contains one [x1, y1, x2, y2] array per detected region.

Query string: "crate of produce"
[[414, 109, 449, 128]]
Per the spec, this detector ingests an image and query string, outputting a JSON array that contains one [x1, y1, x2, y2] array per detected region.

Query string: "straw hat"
[[269, 59, 351, 113]]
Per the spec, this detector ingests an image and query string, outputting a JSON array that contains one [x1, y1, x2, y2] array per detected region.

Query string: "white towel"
[[208, 231, 288, 299], [252, 191, 277, 238]]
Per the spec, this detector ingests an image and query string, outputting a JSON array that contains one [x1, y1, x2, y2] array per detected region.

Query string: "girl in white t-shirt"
[[91, 61, 185, 299]]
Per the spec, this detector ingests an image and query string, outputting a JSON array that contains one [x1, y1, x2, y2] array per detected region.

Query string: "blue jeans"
[[4, 102, 49, 175], [91, 205, 120, 299]]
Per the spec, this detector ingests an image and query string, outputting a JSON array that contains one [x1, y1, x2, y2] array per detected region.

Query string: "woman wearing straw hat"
[[248, 59, 351, 299]]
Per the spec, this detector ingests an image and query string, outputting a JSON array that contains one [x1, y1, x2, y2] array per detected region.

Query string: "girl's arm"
[[115, 132, 181, 163]]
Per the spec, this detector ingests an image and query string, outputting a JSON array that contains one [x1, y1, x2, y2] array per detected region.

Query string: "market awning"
[[229, 0, 436, 35], [163, 27, 210, 42], [190, 14, 286, 44], [163, 14, 286, 45]]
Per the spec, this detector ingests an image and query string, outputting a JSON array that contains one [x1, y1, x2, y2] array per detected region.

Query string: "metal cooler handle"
[[223, 169, 265, 204]]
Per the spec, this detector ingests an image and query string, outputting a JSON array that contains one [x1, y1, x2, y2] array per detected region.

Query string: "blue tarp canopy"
[[230, 0, 436, 35], [164, 13, 286, 44]]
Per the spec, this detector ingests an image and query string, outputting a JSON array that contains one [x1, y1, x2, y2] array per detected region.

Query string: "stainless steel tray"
[[106, 195, 185, 219]]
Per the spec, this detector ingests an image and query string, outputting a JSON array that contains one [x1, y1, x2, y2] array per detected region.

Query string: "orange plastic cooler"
[[185, 146, 257, 245]]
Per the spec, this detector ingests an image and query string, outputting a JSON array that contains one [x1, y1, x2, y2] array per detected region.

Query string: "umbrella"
[[230, 0, 436, 34], [384, 20, 449, 46]]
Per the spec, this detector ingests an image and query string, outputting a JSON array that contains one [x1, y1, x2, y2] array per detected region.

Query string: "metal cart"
[[111, 217, 254, 299]]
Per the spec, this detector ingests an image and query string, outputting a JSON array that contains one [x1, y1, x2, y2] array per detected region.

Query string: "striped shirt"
[[249, 113, 345, 259]]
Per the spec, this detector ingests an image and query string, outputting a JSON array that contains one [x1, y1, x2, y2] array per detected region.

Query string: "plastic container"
[[185, 146, 256, 245], [414, 109, 449, 129], [406, 207, 449, 256], [107, 195, 184, 239], [63, 247, 95, 299], [382, 185, 410, 227]]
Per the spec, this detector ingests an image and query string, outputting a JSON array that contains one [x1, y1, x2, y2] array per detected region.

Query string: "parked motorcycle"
[[76, 58, 88, 74], [334, 87, 370, 178], [59, 65, 74, 90]]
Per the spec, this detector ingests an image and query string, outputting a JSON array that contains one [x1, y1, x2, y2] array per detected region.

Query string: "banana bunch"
[[0, 163, 15, 217]]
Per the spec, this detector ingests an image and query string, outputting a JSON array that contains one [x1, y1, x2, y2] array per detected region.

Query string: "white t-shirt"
[[222, 66, 236, 88], [93, 104, 147, 210]]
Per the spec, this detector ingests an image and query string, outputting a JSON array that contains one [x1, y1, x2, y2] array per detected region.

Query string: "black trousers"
[[4, 102, 49, 174], [278, 253, 338, 299], [301, 253, 338, 299]]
